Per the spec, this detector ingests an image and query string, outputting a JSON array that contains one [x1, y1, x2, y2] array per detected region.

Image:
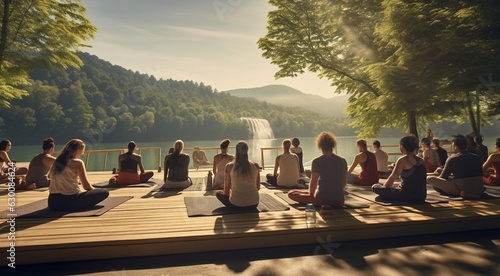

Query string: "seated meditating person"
[[482, 137, 500, 186], [212, 139, 234, 189], [432, 138, 448, 168], [164, 140, 191, 188], [109, 141, 154, 185], [290, 137, 305, 175], [192, 146, 211, 170], [48, 139, 109, 211], [25, 137, 56, 189], [475, 134, 489, 163], [347, 139, 379, 185], [288, 132, 346, 207], [372, 136, 427, 203], [419, 138, 441, 172], [427, 135, 485, 199], [266, 139, 301, 187], [0, 139, 30, 189], [216, 141, 260, 210], [372, 140, 391, 178]]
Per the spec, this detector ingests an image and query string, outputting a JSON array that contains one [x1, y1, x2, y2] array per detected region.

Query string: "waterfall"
[[240, 117, 275, 139]]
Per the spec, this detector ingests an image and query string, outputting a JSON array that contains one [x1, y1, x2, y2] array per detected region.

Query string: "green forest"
[[0, 52, 353, 144]]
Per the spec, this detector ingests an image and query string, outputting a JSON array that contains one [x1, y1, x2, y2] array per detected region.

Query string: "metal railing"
[[83, 147, 162, 171]]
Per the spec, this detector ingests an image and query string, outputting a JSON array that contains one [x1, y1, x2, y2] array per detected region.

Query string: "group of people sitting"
[[1, 132, 499, 213]]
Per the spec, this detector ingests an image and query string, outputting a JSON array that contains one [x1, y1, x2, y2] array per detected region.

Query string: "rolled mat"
[[274, 191, 369, 209], [0, 196, 133, 218], [184, 193, 289, 217]]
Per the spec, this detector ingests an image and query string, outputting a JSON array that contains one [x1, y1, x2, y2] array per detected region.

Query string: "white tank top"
[[229, 163, 259, 207], [277, 153, 300, 187], [49, 166, 81, 195]]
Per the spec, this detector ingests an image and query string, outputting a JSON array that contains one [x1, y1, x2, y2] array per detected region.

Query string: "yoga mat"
[[274, 192, 370, 209], [184, 193, 289, 217], [0, 196, 133, 218], [427, 189, 500, 201], [260, 181, 307, 190], [347, 188, 448, 206], [93, 179, 158, 188], [152, 177, 205, 192]]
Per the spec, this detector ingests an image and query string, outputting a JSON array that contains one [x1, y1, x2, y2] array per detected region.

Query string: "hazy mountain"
[[222, 85, 349, 117]]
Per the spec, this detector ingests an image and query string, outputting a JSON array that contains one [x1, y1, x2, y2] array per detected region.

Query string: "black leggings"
[[48, 189, 109, 211], [216, 192, 258, 211], [371, 185, 424, 203]]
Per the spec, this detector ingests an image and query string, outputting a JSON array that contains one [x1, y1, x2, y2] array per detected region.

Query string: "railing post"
[[261, 148, 265, 170], [103, 152, 108, 171]]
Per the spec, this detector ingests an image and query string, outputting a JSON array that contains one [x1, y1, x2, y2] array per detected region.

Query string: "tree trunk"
[[0, 0, 11, 71], [407, 111, 418, 139], [465, 91, 479, 134]]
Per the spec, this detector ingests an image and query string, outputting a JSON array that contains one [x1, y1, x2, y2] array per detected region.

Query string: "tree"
[[0, 0, 96, 107], [259, 0, 500, 138]]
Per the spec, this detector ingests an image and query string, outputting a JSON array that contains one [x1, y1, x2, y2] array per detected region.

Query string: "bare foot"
[[460, 191, 481, 200]]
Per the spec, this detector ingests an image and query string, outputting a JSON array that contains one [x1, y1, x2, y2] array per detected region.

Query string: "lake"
[[8, 136, 498, 171]]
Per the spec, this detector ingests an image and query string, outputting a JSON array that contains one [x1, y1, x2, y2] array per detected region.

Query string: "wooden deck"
[[1, 169, 500, 266]]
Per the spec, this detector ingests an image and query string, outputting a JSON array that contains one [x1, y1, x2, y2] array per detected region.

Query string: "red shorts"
[[116, 171, 141, 185]]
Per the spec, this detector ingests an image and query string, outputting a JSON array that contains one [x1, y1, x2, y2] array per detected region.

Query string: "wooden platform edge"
[[5, 214, 500, 265]]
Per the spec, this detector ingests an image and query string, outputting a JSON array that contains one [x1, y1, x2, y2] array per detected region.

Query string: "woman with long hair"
[[288, 132, 346, 207], [109, 141, 154, 185], [212, 139, 234, 189], [163, 140, 191, 188], [48, 139, 109, 211], [216, 141, 260, 210], [372, 135, 427, 202]]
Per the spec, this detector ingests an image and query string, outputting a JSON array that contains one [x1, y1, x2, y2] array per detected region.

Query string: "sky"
[[79, 0, 338, 98]]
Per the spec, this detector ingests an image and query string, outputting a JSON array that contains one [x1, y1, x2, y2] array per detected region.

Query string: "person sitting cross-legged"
[[266, 139, 301, 187], [192, 146, 211, 170], [427, 134, 485, 199], [347, 139, 379, 185], [288, 132, 346, 207], [372, 136, 427, 203], [109, 141, 154, 185], [482, 137, 500, 186]]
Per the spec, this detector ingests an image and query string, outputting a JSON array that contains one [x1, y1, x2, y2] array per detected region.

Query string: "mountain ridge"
[[222, 85, 348, 117]]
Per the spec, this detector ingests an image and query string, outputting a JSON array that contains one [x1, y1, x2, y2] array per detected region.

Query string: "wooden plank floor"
[[1, 169, 500, 266]]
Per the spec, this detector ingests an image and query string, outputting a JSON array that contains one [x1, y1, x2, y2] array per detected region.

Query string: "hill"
[[223, 85, 349, 117], [0, 53, 354, 143]]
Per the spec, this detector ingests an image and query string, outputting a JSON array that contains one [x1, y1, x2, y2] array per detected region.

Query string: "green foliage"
[[0, 0, 96, 107], [0, 52, 352, 143], [259, 0, 500, 137]]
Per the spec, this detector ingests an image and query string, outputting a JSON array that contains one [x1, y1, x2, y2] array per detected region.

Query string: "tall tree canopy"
[[258, 0, 500, 137], [0, 0, 96, 107]]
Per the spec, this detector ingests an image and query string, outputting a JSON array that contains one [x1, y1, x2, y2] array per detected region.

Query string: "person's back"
[[442, 151, 483, 179], [373, 148, 389, 173], [436, 147, 448, 166], [229, 162, 260, 207], [120, 153, 138, 172], [214, 154, 234, 187], [291, 137, 304, 174], [25, 153, 52, 187], [400, 158, 427, 201], [277, 152, 300, 187], [314, 154, 346, 202], [359, 151, 379, 184], [166, 153, 190, 181], [49, 164, 81, 195]]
